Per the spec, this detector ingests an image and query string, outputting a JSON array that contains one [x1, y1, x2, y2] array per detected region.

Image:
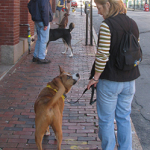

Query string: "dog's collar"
[[46, 84, 65, 101]]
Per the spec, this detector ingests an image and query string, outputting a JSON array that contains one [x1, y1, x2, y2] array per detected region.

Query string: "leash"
[[67, 85, 96, 105], [89, 85, 97, 105]]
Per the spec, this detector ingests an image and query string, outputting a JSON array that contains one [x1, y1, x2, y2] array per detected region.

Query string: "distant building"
[[125, 0, 149, 10]]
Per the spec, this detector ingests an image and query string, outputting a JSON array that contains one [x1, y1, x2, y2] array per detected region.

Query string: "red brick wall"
[[0, 0, 56, 45], [0, 0, 20, 45], [28, 13, 35, 37], [20, 0, 34, 38]]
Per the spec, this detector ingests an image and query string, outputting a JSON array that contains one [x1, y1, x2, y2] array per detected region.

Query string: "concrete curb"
[[131, 120, 143, 150]]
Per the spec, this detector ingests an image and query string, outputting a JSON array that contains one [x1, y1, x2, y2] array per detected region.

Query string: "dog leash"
[[67, 85, 96, 105]]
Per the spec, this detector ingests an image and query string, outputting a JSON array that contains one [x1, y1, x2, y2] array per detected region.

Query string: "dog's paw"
[[61, 52, 66, 54], [69, 54, 73, 58], [45, 131, 50, 136]]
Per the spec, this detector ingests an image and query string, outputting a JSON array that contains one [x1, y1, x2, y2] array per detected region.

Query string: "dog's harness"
[[46, 84, 65, 101]]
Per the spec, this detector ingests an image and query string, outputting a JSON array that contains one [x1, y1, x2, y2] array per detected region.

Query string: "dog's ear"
[[59, 66, 65, 74]]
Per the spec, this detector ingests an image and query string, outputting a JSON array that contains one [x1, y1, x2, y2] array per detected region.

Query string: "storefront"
[[125, 0, 149, 10]]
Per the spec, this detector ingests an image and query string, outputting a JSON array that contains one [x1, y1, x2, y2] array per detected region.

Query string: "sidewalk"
[[0, 11, 142, 150]]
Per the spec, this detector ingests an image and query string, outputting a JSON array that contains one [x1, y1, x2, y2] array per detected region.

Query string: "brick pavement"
[[0, 11, 133, 150]]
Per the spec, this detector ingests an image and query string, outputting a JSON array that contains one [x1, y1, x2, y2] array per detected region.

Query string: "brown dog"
[[34, 66, 80, 150], [58, 13, 69, 28]]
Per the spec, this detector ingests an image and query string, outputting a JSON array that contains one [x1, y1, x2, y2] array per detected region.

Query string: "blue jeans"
[[96, 79, 135, 150], [34, 22, 50, 59]]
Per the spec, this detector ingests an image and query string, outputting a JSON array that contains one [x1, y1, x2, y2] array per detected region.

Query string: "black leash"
[[67, 85, 96, 105], [89, 85, 97, 105]]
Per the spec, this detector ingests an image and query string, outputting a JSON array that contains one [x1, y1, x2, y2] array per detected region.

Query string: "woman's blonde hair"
[[94, 0, 127, 18]]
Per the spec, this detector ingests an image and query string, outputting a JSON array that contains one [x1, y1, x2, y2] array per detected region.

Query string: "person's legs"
[[59, 11, 62, 23], [96, 79, 123, 150], [115, 80, 135, 150], [67, 2, 70, 13], [33, 22, 40, 58], [38, 22, 50, 60]]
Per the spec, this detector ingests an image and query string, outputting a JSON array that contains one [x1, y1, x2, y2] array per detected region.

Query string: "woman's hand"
[[87, 72, 101, 90], [87, 79, 98, 90]]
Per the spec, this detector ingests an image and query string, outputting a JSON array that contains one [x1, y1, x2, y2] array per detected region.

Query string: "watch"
[[92, 76, 99, 82]]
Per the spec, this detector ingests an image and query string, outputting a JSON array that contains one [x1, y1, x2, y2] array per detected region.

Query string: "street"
[[76, 6, 150, 150]]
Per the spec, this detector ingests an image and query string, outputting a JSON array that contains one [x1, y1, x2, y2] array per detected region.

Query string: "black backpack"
[[115, 21, 142, 71]]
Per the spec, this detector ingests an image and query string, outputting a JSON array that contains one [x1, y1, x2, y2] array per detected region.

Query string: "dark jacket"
[[28, 0, 53, 26], [100, 14, 140, 82]]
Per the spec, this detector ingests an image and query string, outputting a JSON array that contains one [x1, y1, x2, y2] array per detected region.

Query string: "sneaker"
[[37, 58, 51, 64], [32, 56, 39, 62]]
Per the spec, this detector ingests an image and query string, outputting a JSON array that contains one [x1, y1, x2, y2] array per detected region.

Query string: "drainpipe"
[[20, 24, 31, 54]]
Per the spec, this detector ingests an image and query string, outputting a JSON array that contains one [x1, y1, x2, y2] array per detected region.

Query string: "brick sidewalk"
[[0, 11, 123, 150], [0, 11, 103, 150]]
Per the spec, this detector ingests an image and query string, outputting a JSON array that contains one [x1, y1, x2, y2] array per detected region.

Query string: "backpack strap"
[[117, 15, 132, 33]]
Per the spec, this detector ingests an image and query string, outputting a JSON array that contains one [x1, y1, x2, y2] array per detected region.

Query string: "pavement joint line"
[[0, 64, 14, 81]]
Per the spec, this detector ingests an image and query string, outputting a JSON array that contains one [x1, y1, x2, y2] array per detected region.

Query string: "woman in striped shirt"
[[87, 0, 140, 149]]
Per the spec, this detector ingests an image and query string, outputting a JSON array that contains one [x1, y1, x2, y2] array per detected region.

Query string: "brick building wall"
[[20, 0, 35, 38], [0, 0, 20, 46]]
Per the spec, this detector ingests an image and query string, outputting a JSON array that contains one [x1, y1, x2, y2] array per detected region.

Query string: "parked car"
[[71, 0, 78, 7]]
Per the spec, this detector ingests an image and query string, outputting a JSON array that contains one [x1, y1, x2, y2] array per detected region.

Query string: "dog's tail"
[[69, 23, 75, 32]]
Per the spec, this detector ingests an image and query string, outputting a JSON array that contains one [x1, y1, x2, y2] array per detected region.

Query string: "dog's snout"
[[72, 73, 80, 85], [76, 73, 80, 78]]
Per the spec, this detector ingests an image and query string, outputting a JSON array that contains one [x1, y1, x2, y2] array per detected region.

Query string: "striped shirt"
[[95, 22, 111, 73]]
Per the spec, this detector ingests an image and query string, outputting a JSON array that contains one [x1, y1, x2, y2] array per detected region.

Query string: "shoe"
[[37, 58, 51, 64], [32, 56, 39, 62]]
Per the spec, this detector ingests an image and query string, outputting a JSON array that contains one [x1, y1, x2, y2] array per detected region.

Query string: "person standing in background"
[[56, 0, 66, 23], [28, 0, 53, 64], [67, 0, 71, 13]]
